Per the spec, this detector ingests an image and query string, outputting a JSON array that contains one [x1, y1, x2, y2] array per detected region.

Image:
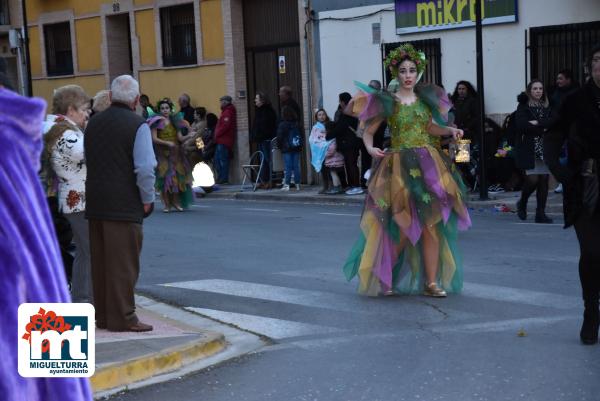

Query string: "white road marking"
[[462, 282, 580, 310], [186, 307, 339, 339], [319, 212, 361, 217], [433, 315, 576, 333], [191, 205, 212, 208], [513, 223, 563, 226], [162, 279, 356, 312], [242, 208, 280, 212]]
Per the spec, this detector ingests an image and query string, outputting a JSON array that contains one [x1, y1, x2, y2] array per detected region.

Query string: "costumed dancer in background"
[[343, 44, 471, 297], [147, 98, 193, 212], [0, 79, 92, 400]]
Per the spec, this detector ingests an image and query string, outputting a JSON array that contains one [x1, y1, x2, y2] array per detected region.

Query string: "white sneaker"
[[554, 183, 563, 193], [281, 185, 290, 191], [345, 187, 364, 195], [295, 184, 301, 191]]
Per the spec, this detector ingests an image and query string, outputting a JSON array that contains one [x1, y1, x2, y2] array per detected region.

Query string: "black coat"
[[276, 120, 301, 153], [514, 93, 551, 170], [251, 104, 277, 142], [325, 113, 359, 152], [452, 96, 480, 142], [544, 80, 600, 227]]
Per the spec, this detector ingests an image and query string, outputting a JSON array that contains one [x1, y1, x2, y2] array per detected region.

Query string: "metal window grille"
[[0, 0, 9, 25], [44, 22, 73, 76], [382, 39, 442, 87], [530, 21, 600, 88], [160, 3, 197, 67]]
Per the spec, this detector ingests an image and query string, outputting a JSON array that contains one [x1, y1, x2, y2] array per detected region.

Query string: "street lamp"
[[475, 0, 488, 200]]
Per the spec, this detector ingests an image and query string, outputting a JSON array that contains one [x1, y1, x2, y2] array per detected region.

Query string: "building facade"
[[20, 0, 317, 183], [312, 0, 600, 120], [0, 0, 25, 92]]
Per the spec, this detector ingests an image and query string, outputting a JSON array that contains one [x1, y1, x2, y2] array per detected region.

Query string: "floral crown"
[[384, 43, 427, 79], [156, 97, 174, 111]]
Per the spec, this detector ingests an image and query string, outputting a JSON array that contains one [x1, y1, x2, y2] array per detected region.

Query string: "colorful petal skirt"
[[343, 145, 471, 296]]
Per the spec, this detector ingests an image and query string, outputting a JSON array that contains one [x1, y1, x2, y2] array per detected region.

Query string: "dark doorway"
[[106, 13, 133, 83], [243, 0, 305, 182]]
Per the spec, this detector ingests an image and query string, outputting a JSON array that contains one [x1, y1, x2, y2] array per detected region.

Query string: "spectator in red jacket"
[[214, 95, 237, 184]]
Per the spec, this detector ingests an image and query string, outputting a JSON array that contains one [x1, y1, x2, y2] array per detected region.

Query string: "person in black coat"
[[326, 92, 361, 194], [276, 106, 302, 190], [251, 92, 278, 188], [544, 45, 600, 345], [514, 80, 553, 223], [450, 81, 480, 189]]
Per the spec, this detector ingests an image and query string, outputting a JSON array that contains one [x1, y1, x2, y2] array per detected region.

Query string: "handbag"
[[581, 158, 599, 216]]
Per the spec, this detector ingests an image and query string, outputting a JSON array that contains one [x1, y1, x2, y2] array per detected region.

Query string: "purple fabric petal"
[[372, 230, 395, 291], [416, 148, 451, 223], [404, 200, 422, 246]]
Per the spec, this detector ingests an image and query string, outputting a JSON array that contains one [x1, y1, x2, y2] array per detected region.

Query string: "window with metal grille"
[[530, 21, 600, 88], [0, 0, 10, 25], [44, 22, 73, 76], [382, 39, 442, 87], [160, 3, 197, 67]]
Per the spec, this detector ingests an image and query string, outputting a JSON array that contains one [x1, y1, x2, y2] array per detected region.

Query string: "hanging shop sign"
[[395, 0, 518, 34]]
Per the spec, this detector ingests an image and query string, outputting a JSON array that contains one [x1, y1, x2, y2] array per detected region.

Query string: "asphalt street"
[[109, 198, 600, 401]]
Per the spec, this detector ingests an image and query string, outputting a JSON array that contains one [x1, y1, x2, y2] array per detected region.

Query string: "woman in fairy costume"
[[148, 98, 193, 212], [343, 44, 471, 297]]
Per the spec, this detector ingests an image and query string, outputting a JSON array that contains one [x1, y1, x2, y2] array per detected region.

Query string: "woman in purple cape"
[[0, 86, 92, 401]]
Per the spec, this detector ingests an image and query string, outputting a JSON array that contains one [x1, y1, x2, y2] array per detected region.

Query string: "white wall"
[[318, 0, 600, 117]]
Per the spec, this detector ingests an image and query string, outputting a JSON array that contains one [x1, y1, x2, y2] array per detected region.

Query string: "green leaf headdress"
[[384, 43, 427, 83]]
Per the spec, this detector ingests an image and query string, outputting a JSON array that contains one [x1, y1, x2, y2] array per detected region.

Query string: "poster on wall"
[[395, 0, 518, 34]]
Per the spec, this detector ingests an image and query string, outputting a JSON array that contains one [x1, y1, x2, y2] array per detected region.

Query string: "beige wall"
[[135, 9, 157, 66], [33, 75, 106, 107], [201, 0, 225, 60], [139, 64, 226, 114], [75, 18, 102, 72]]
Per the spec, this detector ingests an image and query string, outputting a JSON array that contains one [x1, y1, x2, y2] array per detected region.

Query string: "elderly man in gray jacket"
[[84, 75, 157, 332]]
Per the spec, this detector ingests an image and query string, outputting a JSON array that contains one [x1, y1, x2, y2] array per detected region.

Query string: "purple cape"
[[0, 88, 92, 400]]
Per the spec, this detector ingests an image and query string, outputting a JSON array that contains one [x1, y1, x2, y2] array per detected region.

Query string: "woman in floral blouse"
[[43, 85, 92, 303]]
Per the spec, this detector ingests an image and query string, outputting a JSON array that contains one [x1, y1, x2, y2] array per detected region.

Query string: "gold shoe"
[[424, 283, 447, 298]]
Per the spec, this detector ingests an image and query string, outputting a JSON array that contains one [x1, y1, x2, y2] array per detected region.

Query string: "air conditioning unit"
[[9, 29, 21, 49]]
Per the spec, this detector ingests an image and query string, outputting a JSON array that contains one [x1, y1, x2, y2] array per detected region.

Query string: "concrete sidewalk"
[[203, 183, 564, 215], [92, 295, 265, 399]]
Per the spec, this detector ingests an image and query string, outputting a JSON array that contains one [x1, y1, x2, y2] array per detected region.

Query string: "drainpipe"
[[303, 0, 314, 183], [21, 0, 32, 96]]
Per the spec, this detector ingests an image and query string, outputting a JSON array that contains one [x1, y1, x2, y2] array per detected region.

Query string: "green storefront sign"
[[395, 0, 518, 34]]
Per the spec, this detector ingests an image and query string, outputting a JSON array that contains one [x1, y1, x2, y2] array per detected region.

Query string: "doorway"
[[105, 13, 133, 83]]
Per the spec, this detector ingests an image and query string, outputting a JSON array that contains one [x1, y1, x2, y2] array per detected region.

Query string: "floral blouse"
[[49, 118, 86, 214]]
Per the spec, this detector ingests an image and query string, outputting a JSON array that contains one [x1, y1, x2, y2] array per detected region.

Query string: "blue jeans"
[[258, 140, 272, 183], [283, 151, 301, 185], [215, 144, 230, 183]]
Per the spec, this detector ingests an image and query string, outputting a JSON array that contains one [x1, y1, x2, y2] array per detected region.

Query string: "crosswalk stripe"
[[242, 208, 280, 212], [462, 282, 580, 310], [186, 307, 339, 339], [161, 279, 356, 312]]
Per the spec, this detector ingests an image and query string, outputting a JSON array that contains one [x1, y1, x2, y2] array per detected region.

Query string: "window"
[[530, 21, 600, 87], [160, 3, 197, 66], [382, 39, 442, 87], [44, 22, 73, 76], [0, 0, 10, 25]]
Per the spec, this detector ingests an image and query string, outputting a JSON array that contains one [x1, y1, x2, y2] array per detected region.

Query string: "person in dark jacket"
[[277, 106, 302, 191], [327, 92, 361, 195], [514, 80, 553, 223], [544, 45, 600, 345], [85, 75, 156, 332], [251, 92, 278, 188], [450, 81, 480, 189]]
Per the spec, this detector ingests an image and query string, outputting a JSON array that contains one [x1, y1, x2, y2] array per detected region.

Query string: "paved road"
[[110, 199, 600, 401]]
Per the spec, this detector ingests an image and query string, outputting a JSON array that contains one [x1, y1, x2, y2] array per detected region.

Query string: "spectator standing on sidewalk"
[[84, 75, 157, 332], [214, 95, 237, 184], [544, 45, 600, 345], [514, 80, 553, 223], [550, 69, 579, 194], [92, 89, 111, 115], [1, 68, 93, 401], [43, 85, 93, 303], [178, 93, 195, 125], [450, 80, 480, 189], [277, 106, 303, 191], [327, 92, 362, 195], [279, 85, 302, 121], [251, 92, 278, 188]]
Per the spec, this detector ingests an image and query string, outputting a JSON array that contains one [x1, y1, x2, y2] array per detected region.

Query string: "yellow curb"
[[91, 334, 226, 393]]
